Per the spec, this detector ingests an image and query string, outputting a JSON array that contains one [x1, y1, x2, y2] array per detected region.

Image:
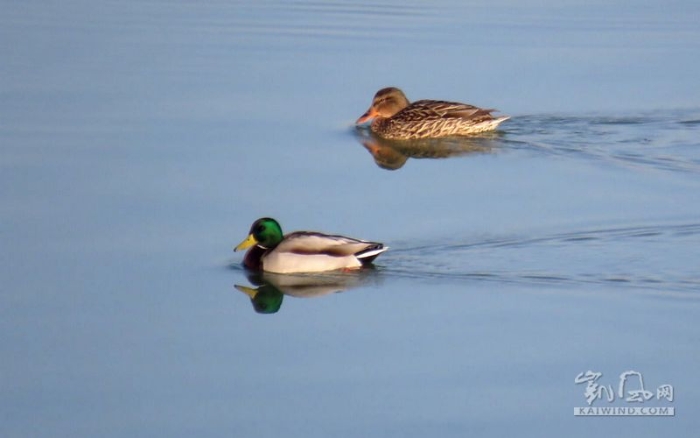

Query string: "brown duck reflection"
[[354, 127, 503, 170], [234, 269, 379, 314]]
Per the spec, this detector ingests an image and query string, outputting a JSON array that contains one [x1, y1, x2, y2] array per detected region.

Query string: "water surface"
[[2, 1, 700, 437]]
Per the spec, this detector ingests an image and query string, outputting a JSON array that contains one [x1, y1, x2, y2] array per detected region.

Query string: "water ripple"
[[504, 110, 700, 174], [383, 222, 700, 294], [230, 0, 443, 48]]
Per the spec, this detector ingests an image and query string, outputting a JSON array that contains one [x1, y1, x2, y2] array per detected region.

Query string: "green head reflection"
[[235, 284, 284, 314], [233, 269, 380, 314]]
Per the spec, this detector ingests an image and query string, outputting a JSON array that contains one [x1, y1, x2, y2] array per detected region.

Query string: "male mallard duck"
[[356, 87, 509, 140], [234, 218, 388, 274]]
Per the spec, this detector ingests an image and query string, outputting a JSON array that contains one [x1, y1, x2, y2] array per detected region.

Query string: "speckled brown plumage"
[[356, 87, 509, 140]]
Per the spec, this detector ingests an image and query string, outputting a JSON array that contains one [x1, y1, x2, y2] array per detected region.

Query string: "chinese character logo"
[[575, 370, 674, 406], [575, 371, 614, 405]]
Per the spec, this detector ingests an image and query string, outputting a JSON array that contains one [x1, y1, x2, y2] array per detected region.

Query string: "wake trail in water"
[[502, 110, 700, 174], [382, 222, 700, 294]]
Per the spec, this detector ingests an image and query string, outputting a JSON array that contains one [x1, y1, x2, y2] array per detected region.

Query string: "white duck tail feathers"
[[355, 244, 388, 264]]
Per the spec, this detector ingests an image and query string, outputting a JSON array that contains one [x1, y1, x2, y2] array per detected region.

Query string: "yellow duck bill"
[[234, 234, 258, 252]]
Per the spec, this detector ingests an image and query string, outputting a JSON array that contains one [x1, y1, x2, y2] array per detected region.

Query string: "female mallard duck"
[[356, 87, 509, 140], [234, 218, 388, 274]]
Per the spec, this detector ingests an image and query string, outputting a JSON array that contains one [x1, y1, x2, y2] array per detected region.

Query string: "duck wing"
[[276, 232, 385, 258], [404, 100, 496, 121]]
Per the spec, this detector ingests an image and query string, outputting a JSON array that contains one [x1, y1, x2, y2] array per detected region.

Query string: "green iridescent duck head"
[[234, 217, 284, 251]]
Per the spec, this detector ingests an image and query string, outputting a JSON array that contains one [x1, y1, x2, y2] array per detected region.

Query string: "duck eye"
[[256, 225, 265, 234]]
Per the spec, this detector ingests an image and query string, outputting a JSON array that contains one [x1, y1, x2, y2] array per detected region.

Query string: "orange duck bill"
[[356, 107, 379, 125]]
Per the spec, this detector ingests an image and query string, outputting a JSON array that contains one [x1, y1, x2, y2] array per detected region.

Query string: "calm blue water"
[[2, 1, 700, 437]]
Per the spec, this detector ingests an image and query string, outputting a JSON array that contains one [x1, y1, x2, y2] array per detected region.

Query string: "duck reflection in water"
[[354, 128, 504, 170], [235, 269, 380, 314]]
